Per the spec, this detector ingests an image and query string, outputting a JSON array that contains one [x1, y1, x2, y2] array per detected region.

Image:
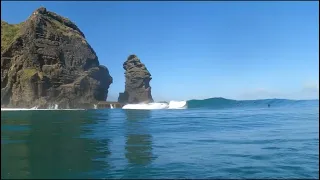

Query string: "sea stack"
[[118, 55, 153, 104], [1, 7, 113, 108]]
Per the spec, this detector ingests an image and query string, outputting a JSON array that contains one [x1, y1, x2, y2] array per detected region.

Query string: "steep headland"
[[118, 55, 153, 104], [1, 7, 113, 108]]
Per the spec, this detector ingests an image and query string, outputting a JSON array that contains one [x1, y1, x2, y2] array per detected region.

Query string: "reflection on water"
[[124, 110, 155, 166], [1, 111, 110, 179], [1, 106, 319, 178]]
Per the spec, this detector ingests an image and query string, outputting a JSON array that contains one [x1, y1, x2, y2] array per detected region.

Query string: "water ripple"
[[1, 105, 318, 178]]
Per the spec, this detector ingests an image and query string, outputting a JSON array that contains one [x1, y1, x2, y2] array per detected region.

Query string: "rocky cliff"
[[118, 55, 153, 104], [1, 7, 113, 108]]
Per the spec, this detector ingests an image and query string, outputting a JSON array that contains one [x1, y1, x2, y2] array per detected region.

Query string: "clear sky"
[[1, 1, 319, 101]]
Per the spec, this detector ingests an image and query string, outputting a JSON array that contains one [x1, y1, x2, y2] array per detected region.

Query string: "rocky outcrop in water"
[[118, 55, 153, 104], [1, 7, 113, 108]]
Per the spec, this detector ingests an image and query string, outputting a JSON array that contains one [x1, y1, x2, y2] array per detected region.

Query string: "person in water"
[[268, 104, 270, 108]]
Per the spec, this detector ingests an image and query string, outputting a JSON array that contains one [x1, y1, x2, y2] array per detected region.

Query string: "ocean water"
[[1, 99, 319, 179]]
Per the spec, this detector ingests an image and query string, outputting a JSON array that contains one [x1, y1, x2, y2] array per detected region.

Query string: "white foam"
[[46, 104, 59, 109], [31, 106, 39, 109], [1, 101, 188, 111], [1, 108, 30, 111], [1, 103, 85, 111], [122, 101, 187, 110], [168, 101, 187, 109]]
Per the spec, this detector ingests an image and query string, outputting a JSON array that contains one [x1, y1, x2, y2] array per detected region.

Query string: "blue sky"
[[1, 1, 319, 101]]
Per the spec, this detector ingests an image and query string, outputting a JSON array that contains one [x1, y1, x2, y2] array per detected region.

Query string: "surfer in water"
[[268, 104, 270, 108]]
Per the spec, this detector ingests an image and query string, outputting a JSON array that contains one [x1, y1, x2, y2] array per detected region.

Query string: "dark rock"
[[118, 92, 129, 103], [118, 55, 153, 104], [1, 7, 113, 108]]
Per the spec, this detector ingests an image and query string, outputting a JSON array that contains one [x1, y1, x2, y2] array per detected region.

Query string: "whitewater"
[[1, 98, 318, 111], [1, 101, 187, 111], [122, 101, 187, 110], [2, 98, 318, 179], [1, 104, 85, 111]]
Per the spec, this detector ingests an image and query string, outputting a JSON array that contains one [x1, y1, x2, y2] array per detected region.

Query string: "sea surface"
[[1, 99, 319, 179]]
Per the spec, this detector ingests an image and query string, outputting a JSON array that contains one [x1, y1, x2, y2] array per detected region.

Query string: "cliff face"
[[118, 55, 153, 104], [1, 7, 113, 108]]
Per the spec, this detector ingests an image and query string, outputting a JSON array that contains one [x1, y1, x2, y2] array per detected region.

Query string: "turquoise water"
[[1, 99, 319, 178]]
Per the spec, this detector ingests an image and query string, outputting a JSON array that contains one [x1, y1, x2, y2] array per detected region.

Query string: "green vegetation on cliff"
[[50, 18, 85, 42], [1, 7, 113, 108], [20, 68, 38, 81], [1, 21, 23, 53]]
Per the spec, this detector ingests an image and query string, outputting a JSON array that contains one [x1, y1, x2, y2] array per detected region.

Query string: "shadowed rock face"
[[1, 7, 113, 108], [118, 55, 153, 104]]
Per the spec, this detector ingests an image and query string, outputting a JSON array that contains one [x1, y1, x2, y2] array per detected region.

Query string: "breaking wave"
[[122, 101, 187, 110], [122, 98, 318, 110], [1, 98, 317, 111]]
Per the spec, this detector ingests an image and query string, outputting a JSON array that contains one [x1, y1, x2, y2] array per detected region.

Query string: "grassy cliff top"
[[1, 7, 87, 53], [1, 21, 24, 53]]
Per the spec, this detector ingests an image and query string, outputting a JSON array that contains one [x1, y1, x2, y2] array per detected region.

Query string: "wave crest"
[[187, 97, 318, 109]]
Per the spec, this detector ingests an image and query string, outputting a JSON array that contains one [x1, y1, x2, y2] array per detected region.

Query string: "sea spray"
[[48, 104, 54, 109], [168, 101, 187, 109], [48, 104, 59, 109], [31, 106, 39, 110]]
